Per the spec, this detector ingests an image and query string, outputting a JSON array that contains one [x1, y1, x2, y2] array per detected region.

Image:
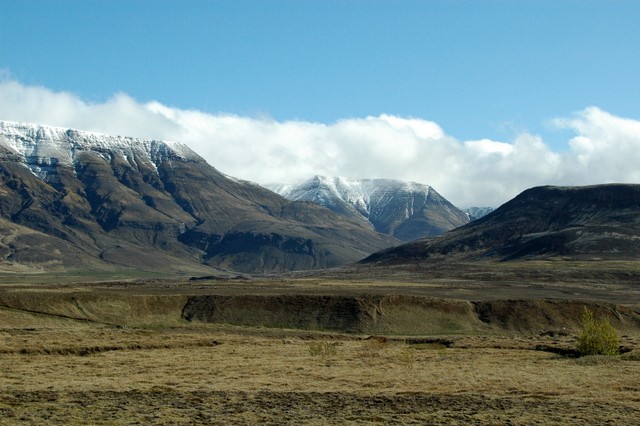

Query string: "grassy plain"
[[1, 319, 640, 424], [1, 261, 640, 424]]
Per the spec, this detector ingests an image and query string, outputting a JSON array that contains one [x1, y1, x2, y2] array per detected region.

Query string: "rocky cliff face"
[[363, 184, 640, 264], [267, 176, 469, 241], [0, 122, 397, 274]]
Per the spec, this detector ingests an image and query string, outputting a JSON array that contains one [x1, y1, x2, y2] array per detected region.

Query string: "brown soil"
[[4, 389, 639, 425]]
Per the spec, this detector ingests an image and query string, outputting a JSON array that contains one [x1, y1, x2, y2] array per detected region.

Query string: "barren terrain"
[[1, 261, 640, 424]]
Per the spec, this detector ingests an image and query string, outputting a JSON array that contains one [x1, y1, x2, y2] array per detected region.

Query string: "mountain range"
[[2, 121, 637, 276], [0, 121, 397, 274], [267, 176, 470, 241], [363, 184, 640, 265]]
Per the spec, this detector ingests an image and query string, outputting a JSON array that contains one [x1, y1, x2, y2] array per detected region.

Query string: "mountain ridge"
[[363, 183, 640, 265], [267, 175, 470, 241], [0, 121, 398, 274]]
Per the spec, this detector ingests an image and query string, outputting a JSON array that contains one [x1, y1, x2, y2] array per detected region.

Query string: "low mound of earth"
[[1, 264, 639, 335], [363, 184, 640, 265], [181, 294, 640, 335]]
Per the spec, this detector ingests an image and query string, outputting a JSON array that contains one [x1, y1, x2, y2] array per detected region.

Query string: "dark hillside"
[[0, 122, 397, 274], [363, 184, 640, 264]]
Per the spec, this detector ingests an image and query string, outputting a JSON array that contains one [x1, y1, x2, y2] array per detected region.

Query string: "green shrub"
[[576, 307, 620, 356]]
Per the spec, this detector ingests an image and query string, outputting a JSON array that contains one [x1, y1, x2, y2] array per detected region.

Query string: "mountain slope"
[[363, 184, 640, 264], [463, 207, 494, 221], [0, 121, 397, 274], [267, 176, 469, 241]]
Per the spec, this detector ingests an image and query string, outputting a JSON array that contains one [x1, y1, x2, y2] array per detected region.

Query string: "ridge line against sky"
[[2, 77, 640, 209], [1, 1, 639, 207]]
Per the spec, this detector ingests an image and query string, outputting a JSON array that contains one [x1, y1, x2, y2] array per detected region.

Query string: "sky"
[[1, 0, 640, 207]]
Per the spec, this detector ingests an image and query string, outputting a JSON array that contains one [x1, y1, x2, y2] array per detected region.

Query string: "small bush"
[[576, 307, 620, 356], [308, 341, 339, 359]]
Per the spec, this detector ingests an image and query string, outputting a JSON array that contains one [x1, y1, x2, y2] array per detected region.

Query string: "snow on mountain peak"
[[268, 175, 433, 217], [0, 121, 201, 175], [267, 175, 468, 241]]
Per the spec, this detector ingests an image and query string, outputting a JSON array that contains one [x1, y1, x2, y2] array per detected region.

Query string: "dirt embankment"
[[181, 294, 640, 335], [1, 289, 639, 335], [181, 294, 489, 334], [0, 291, 188, 326]]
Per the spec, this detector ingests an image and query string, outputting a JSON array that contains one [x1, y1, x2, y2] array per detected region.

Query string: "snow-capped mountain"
[[0, 121, 397, 273], [464, 206, 495, 221], [267, 176, 469, 241], [0, 121, 199, 178]]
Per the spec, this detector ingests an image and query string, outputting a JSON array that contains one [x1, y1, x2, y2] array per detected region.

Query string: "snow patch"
[[0, 121, 203, 179], [268, 175, 434, 218]]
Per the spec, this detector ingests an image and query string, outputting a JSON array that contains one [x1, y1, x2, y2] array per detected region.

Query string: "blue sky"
[[4, 0, 639, 143], [1, 1, 640, 206]]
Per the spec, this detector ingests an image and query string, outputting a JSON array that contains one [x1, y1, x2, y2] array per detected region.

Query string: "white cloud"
[[464, 139, 513, 156], [553, 107, 640, 183], [1, 79, 639, 208]]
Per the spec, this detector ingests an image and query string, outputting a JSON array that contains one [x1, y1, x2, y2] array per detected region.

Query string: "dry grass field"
[[1, 319, 639, 425], [1, 262, 640, 424]]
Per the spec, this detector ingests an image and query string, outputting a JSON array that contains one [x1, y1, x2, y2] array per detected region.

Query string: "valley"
[[1, 122, 640, 424], [1, 260, 639, 424]]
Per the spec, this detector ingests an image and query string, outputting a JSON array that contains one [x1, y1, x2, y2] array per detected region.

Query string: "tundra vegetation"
[[0, 266, 639, 425], [576, 307, 621, 356]]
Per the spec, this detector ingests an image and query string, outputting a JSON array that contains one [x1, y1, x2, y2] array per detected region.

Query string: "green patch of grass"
[[574, 355, 620, 366], [620, 351, 640, 361], [409, 342, 450, 351]]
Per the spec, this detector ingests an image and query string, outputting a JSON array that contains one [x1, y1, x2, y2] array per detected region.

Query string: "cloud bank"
[[1, 78, 639, 208]]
